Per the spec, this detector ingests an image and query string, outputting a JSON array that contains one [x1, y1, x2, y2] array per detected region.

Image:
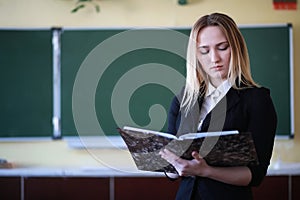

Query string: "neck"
[[210, 78, 225, 88]]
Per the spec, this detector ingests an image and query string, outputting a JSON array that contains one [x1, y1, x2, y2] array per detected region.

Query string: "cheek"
[[197, 55, 210, 70], [223, 51, 231, 65], [221, 52, 231, 69]]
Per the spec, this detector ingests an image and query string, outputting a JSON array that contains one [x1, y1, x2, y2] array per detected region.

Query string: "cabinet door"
[[114, 177, 179, 200], [0, 177, 21, 200], [292, 176, 300, 200], [252, 176, 288, 200], [24, 177, 110, 200]]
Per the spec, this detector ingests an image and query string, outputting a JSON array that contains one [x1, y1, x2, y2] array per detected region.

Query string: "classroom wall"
[[0, 0, 299, 140]]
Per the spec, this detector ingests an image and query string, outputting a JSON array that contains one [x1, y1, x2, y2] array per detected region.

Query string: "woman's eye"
[[199, 48, 209, 54], [218, 44, 229, 51]]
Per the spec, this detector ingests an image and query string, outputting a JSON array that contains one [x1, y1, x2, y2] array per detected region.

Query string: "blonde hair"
[[181, 12, 258, 114]]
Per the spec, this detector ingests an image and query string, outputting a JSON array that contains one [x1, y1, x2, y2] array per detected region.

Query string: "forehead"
[[197, 26, 227, 45]]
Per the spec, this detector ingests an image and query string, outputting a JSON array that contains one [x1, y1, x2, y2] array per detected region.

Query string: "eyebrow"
[[198, 41, 229, 48]]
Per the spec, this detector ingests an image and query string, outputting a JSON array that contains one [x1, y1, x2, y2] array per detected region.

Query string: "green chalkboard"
[[61, 25, 293, 138], [0, 25, 293, 138], [240, 25, 293, 137], [61, 28, 189, 137], [0, 29, 53, 137]]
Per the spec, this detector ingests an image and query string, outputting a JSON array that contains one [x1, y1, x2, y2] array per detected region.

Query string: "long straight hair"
[[181, 12, 258, 114]]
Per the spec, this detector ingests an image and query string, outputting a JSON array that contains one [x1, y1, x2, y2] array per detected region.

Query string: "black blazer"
[[168, 86, 277, 200]]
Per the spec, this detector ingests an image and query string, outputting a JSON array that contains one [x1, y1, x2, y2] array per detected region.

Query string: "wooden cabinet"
[[252, 176, 289, 200], [24, 177, 109, 200], [0, 177, 21, 200], [0, 175, 299, 199], [292, 176, 300, 200], [114, 177, 179, 200]]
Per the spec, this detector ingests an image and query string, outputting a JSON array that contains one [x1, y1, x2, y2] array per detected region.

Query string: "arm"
[[245, 88, 277, 186], [163, 96, 181, 179], [167, 95, 181, 135]]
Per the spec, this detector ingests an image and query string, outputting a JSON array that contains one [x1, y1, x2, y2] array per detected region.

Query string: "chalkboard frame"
[[0, 24, 294, 139]]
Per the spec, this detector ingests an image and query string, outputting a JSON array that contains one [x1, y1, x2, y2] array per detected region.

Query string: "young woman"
[[159, 13, 277, 200]]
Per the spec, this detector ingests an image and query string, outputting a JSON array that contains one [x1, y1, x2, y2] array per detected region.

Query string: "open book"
[[118, 126, 259, 174]]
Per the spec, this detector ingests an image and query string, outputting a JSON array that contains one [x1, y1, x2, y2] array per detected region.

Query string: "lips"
[[211, 65, 223, 70]]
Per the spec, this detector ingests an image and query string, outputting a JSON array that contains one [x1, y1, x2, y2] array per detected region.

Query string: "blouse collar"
[[206, 79, 232, 97]]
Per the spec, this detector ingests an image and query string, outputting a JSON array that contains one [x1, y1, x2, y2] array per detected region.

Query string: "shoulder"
[[239, 86, 271, 100], [238, 86, 276, 112]]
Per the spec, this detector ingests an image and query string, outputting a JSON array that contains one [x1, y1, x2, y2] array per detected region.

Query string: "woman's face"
[[196, 26, 231, 87]]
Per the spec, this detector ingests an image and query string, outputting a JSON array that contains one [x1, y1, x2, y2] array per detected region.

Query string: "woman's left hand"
[[159, 149, 211, 177]]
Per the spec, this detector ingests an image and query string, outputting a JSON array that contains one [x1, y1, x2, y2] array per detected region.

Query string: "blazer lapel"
[[200, 88, 240, 132], [224, 88, 241, 111]]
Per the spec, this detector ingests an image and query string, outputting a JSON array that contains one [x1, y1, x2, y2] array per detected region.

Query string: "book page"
[[123, 126, 178, 140], [178, 130, 239, 140], [122, 126, 238, 140]]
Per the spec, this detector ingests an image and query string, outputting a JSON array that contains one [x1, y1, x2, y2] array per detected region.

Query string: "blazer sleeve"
[[167, 96, 181, 135], [245, 87, 277, 186]]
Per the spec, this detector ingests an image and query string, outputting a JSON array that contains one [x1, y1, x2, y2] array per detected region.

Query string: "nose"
[[210, 49, 220, 64]]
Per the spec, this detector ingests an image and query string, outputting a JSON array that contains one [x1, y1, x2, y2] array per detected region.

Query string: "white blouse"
[[197, 80, 232, 131]]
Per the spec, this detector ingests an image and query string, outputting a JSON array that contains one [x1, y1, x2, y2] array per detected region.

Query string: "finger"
[[160, 149, 181, 164], [159, 148, 171, 159], [158, 149, 164, 155], [192, 151, 203, 161], [160, 148, 177, 158], [162, 148, 173, 154]]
